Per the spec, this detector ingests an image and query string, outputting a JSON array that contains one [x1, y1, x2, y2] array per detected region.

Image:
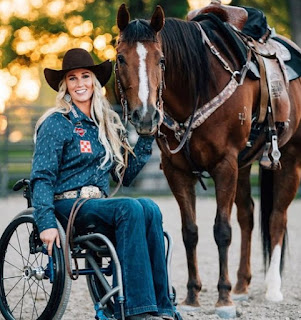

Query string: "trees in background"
[[0, 0, 298, 111]]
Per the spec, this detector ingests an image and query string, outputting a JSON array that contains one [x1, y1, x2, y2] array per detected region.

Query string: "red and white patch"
[[74, 127, 86, 137], [80, 140, 93, 153]]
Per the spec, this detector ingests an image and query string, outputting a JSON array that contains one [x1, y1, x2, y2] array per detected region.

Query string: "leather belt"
[[54, 186, 104, 200]]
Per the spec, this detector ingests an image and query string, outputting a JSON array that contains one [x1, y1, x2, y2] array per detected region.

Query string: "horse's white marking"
[[136, 42, 149, 117], [265, 244, 283, 301]]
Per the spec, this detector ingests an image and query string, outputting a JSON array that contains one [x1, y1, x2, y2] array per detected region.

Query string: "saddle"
[[188, 1, 292, 124], [188, 1, 301, 170]]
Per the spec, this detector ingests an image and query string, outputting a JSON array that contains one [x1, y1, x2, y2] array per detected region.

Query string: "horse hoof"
[[265, 290, 283, 302], [215, 305, 236, 319], [231, 293, 249, 301], [178, 305, 201, 312]]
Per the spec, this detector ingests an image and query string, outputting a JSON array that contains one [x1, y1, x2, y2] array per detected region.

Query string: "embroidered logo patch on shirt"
[[80, 140, 93, 153], [74, 127, 86, 137]]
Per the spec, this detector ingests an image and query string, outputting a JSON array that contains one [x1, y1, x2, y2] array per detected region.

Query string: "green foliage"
[[154, 0, 189, 18]]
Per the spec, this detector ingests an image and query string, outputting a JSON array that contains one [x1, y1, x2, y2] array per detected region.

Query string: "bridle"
[[114, 55, 166, 127]]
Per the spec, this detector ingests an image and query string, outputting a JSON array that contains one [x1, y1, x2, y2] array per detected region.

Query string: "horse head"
[[115, 4, 165, 136]]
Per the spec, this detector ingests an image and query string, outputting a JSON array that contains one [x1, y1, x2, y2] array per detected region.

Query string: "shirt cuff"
[[33, 210, 58, 234]]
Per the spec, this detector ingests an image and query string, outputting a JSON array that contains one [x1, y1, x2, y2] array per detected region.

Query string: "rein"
[[64, 139, 130, 280]]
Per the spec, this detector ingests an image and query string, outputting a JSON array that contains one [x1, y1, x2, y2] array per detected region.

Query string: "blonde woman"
[[30, 48, 174, 320]]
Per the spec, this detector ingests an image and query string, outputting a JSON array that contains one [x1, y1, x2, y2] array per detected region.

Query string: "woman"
[[30, 48, 174, 320]]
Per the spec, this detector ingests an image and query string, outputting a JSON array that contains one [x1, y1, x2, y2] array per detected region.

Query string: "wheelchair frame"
[[0, 179, 180, 320]]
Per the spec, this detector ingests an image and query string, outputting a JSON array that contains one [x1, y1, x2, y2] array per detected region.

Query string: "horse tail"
[[259, 167, 287, 274]]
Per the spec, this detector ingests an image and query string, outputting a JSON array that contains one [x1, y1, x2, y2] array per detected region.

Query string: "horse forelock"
[[120, 19, 158, 44]]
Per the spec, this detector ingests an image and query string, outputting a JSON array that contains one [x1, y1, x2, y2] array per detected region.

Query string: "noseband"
[[114, 59, 165, 127]]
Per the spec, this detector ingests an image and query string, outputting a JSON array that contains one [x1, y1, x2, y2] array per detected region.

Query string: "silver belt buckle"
[[80, 186, 102, 199]]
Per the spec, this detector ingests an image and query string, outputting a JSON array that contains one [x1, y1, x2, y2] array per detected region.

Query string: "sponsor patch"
[[80, 140, 92, 153], [74, 127, 86, 137]]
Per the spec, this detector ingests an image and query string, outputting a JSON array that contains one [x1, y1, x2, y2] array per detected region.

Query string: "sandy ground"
[[0, 195, 301, 320]]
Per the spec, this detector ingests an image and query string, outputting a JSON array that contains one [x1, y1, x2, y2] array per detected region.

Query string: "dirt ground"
[[0, 195, 301, 320]]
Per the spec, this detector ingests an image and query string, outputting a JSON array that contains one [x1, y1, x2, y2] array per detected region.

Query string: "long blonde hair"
[[34, 73, 132, 179]]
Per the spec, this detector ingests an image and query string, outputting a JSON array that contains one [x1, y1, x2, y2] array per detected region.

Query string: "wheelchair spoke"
[[11, 278, 36, 314], [3, 275, 23, 280], [31, 277, 51, 298], [28, 279, 39, 319], [40, 276, 49, 302], [18, 277, 26, 320], [4, 275, 23, 298], [15, 228, 26, 268], [4, 259, 24, 273], [8, 243, 32, 267]]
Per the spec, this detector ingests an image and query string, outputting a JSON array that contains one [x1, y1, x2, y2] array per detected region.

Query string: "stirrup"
[[259, 135, 282, 170], [270, 134, 281, 169], [260, 142, 272, 169]]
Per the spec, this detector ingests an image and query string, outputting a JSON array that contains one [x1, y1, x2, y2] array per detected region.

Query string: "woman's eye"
[[69, 77, 76, 81], [83, 74, 90, 79]]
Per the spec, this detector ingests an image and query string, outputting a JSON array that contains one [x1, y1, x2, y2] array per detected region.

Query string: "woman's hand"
[[39, 228, 61, 256]]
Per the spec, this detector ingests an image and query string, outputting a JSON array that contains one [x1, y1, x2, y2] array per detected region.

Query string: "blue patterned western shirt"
[[30, 104, 155, 233]]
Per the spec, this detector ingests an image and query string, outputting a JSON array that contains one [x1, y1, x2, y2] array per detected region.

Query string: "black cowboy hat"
[[44, 48, 112, 91]]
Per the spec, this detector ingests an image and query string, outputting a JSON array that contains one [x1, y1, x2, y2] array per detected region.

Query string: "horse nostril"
[[131, 109, 141, 124]]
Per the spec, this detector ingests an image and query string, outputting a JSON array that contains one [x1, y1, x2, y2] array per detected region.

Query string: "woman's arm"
[[30, 114, 67, 254], [121, 135, 155, 186]]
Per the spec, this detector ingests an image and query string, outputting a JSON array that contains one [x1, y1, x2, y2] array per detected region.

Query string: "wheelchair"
[[0, 179, 182, 320]]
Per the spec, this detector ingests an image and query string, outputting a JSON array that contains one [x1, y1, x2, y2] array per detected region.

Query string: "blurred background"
[[0, 0, 300, 197]]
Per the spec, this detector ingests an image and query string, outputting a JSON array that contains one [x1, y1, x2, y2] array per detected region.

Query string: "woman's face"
[[65, 68, 94, 106]]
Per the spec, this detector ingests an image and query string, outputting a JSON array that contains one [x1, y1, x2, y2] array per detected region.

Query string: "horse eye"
[[117, 55, 126, 64], [159, 57, 165, 65]]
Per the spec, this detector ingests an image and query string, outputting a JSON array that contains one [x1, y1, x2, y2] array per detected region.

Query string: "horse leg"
[[262, 148, 301, 302], [232, 165, 254, 299], [211, 156, 238, 317], [160, 154, 201, 307]]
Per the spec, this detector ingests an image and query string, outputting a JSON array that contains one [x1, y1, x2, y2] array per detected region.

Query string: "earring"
[[64, 93, 71, 103]]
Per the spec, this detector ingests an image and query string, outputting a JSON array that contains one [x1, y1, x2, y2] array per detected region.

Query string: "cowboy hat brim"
[[44, 60, 112, 92]]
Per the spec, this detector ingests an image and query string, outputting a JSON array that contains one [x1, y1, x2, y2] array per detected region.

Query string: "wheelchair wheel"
[[0, 211, 72, 320], [85, 252, 115, 318]]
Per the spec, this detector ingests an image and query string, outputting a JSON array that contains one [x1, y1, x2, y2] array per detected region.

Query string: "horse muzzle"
[[130, 105, 162, 136]]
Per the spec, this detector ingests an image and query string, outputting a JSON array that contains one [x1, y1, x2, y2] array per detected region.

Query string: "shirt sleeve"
[[122, 135, 155, 186], [30, 116, 66, 233]]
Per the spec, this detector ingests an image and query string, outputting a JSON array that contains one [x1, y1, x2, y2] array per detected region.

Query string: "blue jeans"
[[54, 197, 173, 319]]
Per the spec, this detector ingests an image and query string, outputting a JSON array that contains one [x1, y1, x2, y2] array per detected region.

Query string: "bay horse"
[[114, 3, 301, 317]]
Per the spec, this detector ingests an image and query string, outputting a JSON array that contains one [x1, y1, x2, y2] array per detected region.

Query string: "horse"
[[114, 3, 301, 317]]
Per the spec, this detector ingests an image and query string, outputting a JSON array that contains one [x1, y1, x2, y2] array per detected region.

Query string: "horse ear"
[[117, 3, 130, 31], [150, 5, 165, 33]]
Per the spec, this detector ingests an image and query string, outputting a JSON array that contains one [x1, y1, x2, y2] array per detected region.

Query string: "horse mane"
[[161, 18, 210, 106]]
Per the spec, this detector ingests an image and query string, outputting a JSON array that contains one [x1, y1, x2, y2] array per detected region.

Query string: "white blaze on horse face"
[[136, 42, 149, 116], [265, 244, 283, 302]]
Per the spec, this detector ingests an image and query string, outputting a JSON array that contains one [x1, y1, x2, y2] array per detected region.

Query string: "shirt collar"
[[69, 103, 95, 124]]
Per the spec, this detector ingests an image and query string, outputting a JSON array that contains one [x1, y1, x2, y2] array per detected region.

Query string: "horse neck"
[[160, 18, 237, 121]]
